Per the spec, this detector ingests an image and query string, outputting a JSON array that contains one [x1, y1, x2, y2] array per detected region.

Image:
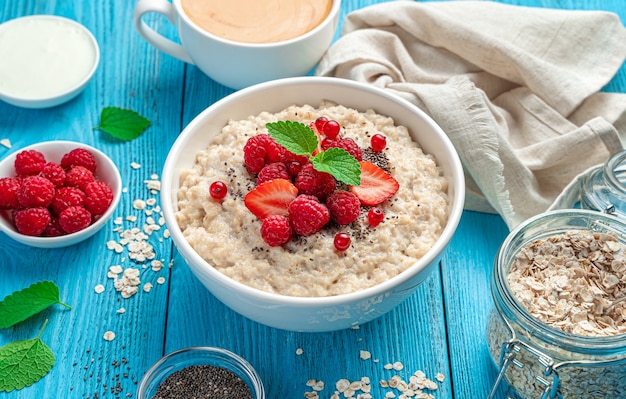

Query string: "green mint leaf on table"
[[267, 120, 361, 185], [0, 320, 55, 392], [266, 121, 318, 155], [0, 281, 71, 329], [312, 148, 361, 186], [94, 106, 151, 141]]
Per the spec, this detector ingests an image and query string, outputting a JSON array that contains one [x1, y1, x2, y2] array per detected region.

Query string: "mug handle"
[[133, 0, 194, 64]]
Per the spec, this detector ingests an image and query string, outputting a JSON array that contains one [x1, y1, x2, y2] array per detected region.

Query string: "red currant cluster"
[[210, 117, 396, 252], [0, 148, 114, 237]]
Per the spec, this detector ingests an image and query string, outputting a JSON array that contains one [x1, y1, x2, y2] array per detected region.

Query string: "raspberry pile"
[[0, 147, 114, 237], [233, 117, 398, 250]]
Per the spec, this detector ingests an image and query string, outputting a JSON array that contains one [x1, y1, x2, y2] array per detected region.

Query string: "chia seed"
[[151, 365, 252, 399]]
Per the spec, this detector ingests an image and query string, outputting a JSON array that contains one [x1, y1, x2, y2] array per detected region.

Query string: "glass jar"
[[486, 209, 626, 399], [579, 149, 626, 218]]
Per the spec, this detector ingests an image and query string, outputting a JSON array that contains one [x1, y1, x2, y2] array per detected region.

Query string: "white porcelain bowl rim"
[[161, 76, 465, 306], [0, 15, 100, 107], [0, 140, 121, 247]]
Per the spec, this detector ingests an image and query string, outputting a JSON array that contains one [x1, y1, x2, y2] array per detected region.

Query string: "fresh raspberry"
[[0, 177, 21, 209], [322, 137, 363, 161], [288, 194, 330, 236], [40, 162, 66, 187], [17, 175, 55, 208], [243, 134, 285, 174], [257, 162, 290, 185], [51, 186, 86, 216], [326, 190, 361, 225], [58, 206, 92, 233], [281, 150, 309, 167], [61, 148, 97, 173], [84, 181, 113, 216], [65, 165, 95, 190], [14, 207, 51, 236], [295, 164, 336, 202], [285, 160, 304, 177], [43, 217, 66, 237], [14, 149, 46, 175], [260, 214, 293, 247]]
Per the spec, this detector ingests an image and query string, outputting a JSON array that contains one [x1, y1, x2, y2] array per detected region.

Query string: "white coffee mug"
[[133, 0, 341, 90]]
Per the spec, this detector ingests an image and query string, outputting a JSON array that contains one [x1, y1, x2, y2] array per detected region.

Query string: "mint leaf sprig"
[[94, 106, 151, 141], [0, 281, 71, 329], [266, 121, 361, 186], [0, 320, 55, 392]]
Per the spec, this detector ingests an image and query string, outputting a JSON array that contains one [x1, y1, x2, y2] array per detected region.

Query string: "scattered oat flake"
[[0, 138, 10, 148], [156, 277, 166, 285], [133, 199, 146, 210], [143, 282, 153, 292], [296, 348, 304, 355], [130, 162, 141, 169], [103, 331, 116, 341], [435, 373, 445, 382], [144, 178, 161, 192], [110, 265, 124, 274], [392, 361, 404, 371], [116, 308, 126, 314], [94, 284, 105, 294], [336, 379, 350, 392], [359, 350, 372, 360]]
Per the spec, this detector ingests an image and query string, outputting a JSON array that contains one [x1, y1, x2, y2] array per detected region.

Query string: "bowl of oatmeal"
[[161, 77, 464, 332]]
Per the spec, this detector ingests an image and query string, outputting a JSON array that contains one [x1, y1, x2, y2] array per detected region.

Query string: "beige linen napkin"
[[316, 0, 626, 229]]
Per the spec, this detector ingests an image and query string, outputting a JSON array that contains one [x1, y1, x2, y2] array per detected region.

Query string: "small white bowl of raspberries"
[[0, 140, 121, 248]]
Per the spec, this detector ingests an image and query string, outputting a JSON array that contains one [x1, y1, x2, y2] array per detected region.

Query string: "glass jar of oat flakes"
[[486, 209, 626, 399]]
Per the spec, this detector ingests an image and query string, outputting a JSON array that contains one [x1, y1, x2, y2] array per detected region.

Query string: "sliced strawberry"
[[244, 179, 298, 220], [308, 121, 324, 156], [349, 161, 399, 206]]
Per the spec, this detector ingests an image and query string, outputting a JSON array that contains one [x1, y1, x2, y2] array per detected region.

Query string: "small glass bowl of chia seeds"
[[137, 346, 265, 399]]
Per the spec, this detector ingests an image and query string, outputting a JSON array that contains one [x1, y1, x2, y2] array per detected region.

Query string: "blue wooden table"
[[1, 1, 624, 398]]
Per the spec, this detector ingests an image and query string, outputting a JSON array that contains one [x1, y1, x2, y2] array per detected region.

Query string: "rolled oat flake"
[[151, 365, 252, 399], [486, 210, 626, 399]]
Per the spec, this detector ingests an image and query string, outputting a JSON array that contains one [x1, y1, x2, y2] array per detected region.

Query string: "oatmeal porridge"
[[175, 102, 449, 297]]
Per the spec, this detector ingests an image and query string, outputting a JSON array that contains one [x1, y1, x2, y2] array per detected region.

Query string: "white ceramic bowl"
[[0, 141, 121, 248], [0, 15, 99, 108], [161, 77, 465, 332]]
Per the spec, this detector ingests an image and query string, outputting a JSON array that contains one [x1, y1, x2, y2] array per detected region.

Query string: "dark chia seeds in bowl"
[[137, 347, 265, 399]]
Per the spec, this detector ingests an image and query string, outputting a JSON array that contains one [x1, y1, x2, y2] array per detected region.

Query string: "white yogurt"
[[0, 15, 98, 101]]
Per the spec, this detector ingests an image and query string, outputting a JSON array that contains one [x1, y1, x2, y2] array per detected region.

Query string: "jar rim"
[[492, 209, 626, 356], [603, 150, 626, 197]]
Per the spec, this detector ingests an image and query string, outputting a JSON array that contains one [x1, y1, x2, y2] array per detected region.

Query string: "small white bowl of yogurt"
[[0, 15, 99, 109]]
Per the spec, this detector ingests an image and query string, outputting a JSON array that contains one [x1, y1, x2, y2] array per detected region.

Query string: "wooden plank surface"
[[0, 1, 624, 399]]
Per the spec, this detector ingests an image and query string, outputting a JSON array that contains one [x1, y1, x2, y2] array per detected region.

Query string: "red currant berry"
[[367, 207, 385, 227], [371, 134, 387, 152], [334, 232, 351, 251], [314, 116, 328, 132], [209, 181, 228, 200], [323, 120, 341, 139]]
